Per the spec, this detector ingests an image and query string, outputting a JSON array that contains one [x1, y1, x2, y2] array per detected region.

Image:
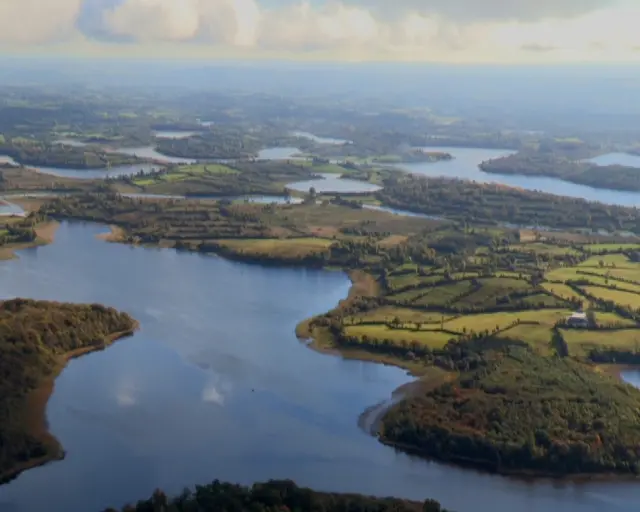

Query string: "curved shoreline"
[[0, 323, 139, 485]]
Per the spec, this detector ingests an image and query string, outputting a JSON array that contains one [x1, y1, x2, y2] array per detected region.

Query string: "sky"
[[0, 0, 639, 63]]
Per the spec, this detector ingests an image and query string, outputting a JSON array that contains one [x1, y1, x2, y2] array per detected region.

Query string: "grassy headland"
[[0, 299, 137, 483]]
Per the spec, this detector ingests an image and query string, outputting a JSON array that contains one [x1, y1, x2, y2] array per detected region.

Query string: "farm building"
[[567, 311, 589, 328]]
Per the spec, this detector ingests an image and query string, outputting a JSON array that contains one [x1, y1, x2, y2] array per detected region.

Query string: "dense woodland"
[[106, 479, 449, 512], [377, 175, 640, 234], [381, 344, 640, 475], [0, 299, 136, 479]]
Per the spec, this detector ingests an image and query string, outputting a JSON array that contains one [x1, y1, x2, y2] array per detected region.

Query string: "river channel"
[[0, 223, 639, 511]]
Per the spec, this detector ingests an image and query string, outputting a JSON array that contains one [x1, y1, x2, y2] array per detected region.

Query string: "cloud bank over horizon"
[[0, 0, 638, 62]]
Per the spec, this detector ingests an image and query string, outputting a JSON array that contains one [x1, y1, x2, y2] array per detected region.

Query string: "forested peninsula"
[[0, 299, 137, 483], [479, 153, 640, 192]]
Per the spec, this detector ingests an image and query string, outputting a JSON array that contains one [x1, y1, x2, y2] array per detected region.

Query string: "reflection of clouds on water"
[[115, 377, 137, 407], [201, 374, 229, 406]]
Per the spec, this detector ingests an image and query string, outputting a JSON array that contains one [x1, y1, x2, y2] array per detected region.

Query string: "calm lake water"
[[286, 174, 381, 194], [257, 147, 303, 160], [587, 153, 640, 167], [152, 131, 202, 140], [34, 163, 160, 180], [291, 131, 352, 145], [106, 146, 198, 165], [0, 223, 639, 512]]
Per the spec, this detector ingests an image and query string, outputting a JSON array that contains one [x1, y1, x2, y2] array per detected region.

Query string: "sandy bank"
[[0, 220, 60, 260], [96, 225, 126, 243]]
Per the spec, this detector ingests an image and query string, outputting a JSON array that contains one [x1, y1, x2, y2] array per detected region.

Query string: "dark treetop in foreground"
[[105, 479, 450, 512]]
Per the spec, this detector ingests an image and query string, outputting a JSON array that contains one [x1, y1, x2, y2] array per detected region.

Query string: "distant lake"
[[0, 155, 18, 166], [291, 132, 352, 145], [0, 200, 24, 216], [257, 147, 304, 160], [106, 146, 197, 165], [0, 222, 638, 512], [397, 147, 640, 207], [152, 131, 202, 140], [53, 139, 93, 148], [34, 163, 160, 180], [586, 153, 640, 168], [287, 174, 381, 194]]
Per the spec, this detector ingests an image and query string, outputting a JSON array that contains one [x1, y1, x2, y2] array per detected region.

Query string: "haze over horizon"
[[1, 0, 639, 63]]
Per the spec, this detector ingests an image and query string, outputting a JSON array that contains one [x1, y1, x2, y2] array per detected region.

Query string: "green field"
[[216, 237, 332, 258], [542, 282, 587, 305], [579, 254, 636, 268], [585, 243, 640, 252], [413, 281, 475, 307], [443, 309, 570, 334], [386, 272, 441, 291], [497, 323, 554, 352], [561, 328, 640, 356], [585, 267, 640, 282], [594, 312, 638, 328], [345, 307, 451, 326], [343, 325, 457, 348], [455, 277, 532, 307], [582, 286, 640, 309], [510, 243, 580, 256]]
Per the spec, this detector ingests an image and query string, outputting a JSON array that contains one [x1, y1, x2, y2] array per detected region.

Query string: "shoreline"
[[375, 436, 640, 483], [0, 323, 139, 485]]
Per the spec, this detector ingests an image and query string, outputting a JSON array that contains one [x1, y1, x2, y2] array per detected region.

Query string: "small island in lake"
[[0, 299, 137, 483]]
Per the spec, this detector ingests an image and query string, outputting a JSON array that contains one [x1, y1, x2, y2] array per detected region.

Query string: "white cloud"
[[104, 0, 262, 45], [345, 0, 619, 22], [0, 0, 83, 44], [0, 0, 638, 63]]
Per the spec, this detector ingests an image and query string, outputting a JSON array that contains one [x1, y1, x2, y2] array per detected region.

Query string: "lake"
[[397, 148, 640, 207], [0, 223, 639, 512], [291, 131, 352, 145], [257, 147, 303, 160], [286, 174, 381, 194], [33, 163, 160, 180], [587, 153, 640, 167], [0, 155, 18, 166], [105, 146, 198, 165], [152, 131, 202, 140]]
